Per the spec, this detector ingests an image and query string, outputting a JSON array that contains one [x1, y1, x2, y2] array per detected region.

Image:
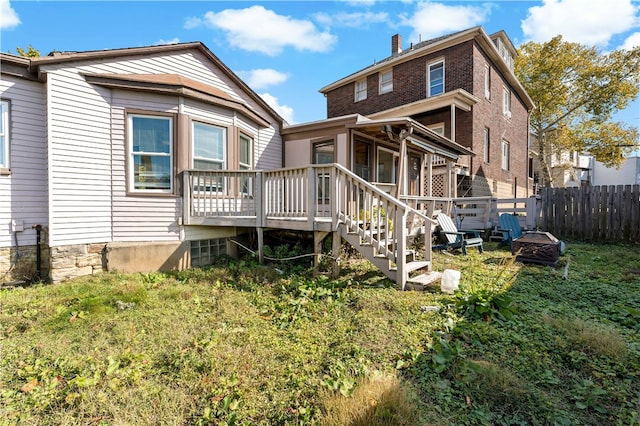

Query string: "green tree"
[[15, 45, 40, 58], [515, 36, 640, 187]]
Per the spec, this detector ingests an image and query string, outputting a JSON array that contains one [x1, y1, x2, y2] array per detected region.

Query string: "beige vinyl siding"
[[234, 114, 281, 170], [46, 71, 112, 246], [38, 48, 281, 246], [0, 76, 48, 248], [110, 90, 180, 242]]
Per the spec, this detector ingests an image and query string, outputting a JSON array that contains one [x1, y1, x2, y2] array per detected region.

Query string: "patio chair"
[[435, 213, 484, 255], [498, 213, 524, 251]]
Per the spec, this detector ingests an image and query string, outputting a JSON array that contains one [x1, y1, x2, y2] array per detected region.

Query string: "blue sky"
[[2, 0, 639, 152]]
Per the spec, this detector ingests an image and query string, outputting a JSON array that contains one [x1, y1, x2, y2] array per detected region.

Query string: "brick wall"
[[326, 42, 475, 118], [324, 38, 531, 197], [469, 45, 530, 197]]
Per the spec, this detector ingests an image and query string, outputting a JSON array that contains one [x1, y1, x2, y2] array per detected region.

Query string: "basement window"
[[191, 238, 228, 267]]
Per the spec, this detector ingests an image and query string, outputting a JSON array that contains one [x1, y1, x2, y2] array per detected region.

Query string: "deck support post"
[[331, 231, 341, 278], [313, 231, 329, 270], [257, 227, 264, 264]]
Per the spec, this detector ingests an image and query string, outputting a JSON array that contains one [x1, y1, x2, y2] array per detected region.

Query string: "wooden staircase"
[[333, 165, 442, 290]]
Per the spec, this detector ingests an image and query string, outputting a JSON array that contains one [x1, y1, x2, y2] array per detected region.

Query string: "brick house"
[[319, 26, 534, 198]]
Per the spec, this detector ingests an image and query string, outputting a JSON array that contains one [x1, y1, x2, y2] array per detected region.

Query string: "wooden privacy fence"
[[541, 185, 640, 243]]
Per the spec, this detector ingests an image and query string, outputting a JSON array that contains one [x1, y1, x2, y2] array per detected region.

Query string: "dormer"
[[490, 30, 516, 72]]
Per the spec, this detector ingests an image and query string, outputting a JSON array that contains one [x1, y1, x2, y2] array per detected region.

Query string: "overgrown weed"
[[320, 372, 420, 426], [1, 242, 639, 425]]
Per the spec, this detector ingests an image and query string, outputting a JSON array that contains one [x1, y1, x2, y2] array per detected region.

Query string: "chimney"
[[392, 34, 402, 55]]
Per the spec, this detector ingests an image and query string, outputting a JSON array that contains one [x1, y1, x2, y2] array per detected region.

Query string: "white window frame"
[[355, 79, 367, 102], [0, 100, 9, 170], [427, 59, 445, 97], [503, 87, 511, 118], [379, 69, 393, 94], [239, 133, 253, 195], [192, 121, 227, 170], [484, 64, 491, 100], [501, 139, 510, 171], [483, 127, 490, 163], [128, 113, 173, 193]]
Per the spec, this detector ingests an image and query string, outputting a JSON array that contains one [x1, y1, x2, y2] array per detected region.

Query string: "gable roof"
[[319, 26, 534, 111], [2, 42, 284, 125]]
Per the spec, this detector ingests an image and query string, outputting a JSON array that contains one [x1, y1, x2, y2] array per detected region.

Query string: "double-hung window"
[[501, 139, 510, 171], [0, 101, 9, 171], [239, 133, 253, 195], [503, 87, 511, 117], [193, 122, 226, 193], [379, 70, 393, 94], [355, 79, 367, 102], [129, 114, 173, 192], [428, 60, 444, 97], [484, 65, 491, 100], [483, 127, 490, 163]]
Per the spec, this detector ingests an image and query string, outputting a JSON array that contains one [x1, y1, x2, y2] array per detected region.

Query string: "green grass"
[[1, 242, 639, 425]]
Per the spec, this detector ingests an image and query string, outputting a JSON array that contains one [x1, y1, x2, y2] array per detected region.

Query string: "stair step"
[[405, 260, 431, 273], [408, 272, 442, 284], [390, 260, 431, 274]]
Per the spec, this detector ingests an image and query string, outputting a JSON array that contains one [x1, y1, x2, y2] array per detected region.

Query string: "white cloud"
[[237, 69, 289, 90], [0, 0, 20, 30], [184, 16, 203, 30], [199, 5, 337, 56], [522, 0, 640, 46], [621, 32, 640, 50], [401, 1, 492, 42], [260, 92, 295, 124], [155, 38, 180, 46], [314, 11, 389, 28], [345, 0, 377, 7]]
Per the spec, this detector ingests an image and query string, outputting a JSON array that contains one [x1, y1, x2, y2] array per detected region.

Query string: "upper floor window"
[[0, 100, 9, 170], [379, 70, 393, 94], [193, 122, 226, 170], [483, 127, 490, 163], [428, 123, 445, 136], [484, 65, 491, 100], [501, 139, 510, 171], [129, 114, 173, 192], [239, 133, 253, 195], [502, 87, 511, 118], [494, 37, 514, 71], [355, 79, 367, 102], [428, 60, 444, 97]]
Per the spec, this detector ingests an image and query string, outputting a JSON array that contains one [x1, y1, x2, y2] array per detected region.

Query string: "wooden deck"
[[181, 165, 542, 289], [182, 165, 437, 289]]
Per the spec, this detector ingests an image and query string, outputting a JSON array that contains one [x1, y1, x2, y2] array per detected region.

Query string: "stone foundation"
[[0, 245, 50, 284], [50, 243, 107, 283]]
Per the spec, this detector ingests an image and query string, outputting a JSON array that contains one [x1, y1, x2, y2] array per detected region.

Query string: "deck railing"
[[182, 165, 436, 284]]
